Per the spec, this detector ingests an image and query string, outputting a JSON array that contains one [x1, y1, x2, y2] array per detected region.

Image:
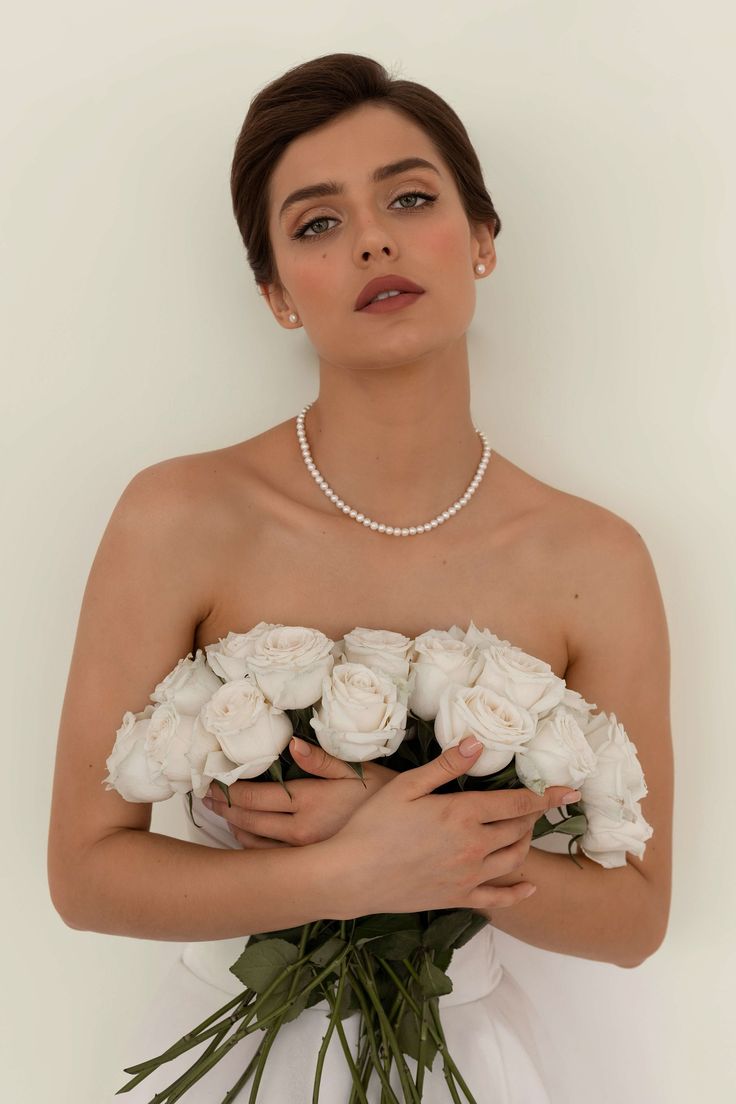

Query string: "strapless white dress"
[[114, 795, 570, 1103]]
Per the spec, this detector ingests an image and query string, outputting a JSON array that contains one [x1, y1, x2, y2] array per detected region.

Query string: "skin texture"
[[48, 104, 673, 962]]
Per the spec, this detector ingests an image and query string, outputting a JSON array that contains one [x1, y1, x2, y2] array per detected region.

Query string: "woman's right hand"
[[324, 735, 579, 918]]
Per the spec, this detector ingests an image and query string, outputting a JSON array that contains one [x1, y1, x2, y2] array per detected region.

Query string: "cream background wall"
[[2, 2, 733, 1101]]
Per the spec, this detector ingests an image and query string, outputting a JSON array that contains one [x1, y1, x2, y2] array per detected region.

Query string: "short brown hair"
[[230, 52, 502, 288]]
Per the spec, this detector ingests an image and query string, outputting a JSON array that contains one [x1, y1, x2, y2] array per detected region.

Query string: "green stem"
[[353, 950, 421, 1104], [144, 940, 351, 1103], [218, 1038, 270, 1104], [400, 957, 478, 1104], [311, 923, 348, 1103], [245, 1022, 282, 1104], [375, 959, 444, 1050], [347, 1012, 374, 1104], [344, 962, 402, 1104], [399, 958, 481, 1104], [415, 989, 428, 1096], [320, 964, 371, 1104], [123, 991, 252, 1076]]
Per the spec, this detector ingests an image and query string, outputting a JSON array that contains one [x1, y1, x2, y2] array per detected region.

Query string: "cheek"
[[421, 219, 473, 271], [291, 251, 342, 305]]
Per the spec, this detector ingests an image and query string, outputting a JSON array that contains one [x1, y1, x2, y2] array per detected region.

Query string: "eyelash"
[[291, 190, 438, 242]]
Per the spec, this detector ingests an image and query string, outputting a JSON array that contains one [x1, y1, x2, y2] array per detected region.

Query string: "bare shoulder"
[[490, 450, 645, 552], [493, 453, 664, 664]]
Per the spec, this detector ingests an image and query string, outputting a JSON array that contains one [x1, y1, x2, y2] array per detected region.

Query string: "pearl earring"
[[288, 313, 298, 323], [475, 264, 486, 274]]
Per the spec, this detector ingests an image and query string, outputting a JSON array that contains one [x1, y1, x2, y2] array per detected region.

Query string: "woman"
[[47, 52, 673, 1102]]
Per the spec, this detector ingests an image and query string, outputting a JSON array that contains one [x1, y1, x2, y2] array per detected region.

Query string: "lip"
[[354, 274, 425, 311], [358, 292, 424, 315]]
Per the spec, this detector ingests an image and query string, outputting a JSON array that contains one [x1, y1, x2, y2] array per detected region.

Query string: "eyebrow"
[[278, 157, 442, 222]]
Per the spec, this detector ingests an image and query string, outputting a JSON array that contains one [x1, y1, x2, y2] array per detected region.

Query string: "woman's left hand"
[[201, 737, 397, 849]]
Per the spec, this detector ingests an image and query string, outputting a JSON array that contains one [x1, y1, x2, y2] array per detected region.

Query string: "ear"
[[257, 280, 300, 329], [470, 220, 497, 276]]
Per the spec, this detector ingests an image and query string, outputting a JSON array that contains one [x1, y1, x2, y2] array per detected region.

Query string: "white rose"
[[434, 684, 536, 777], [103, 706, 175, 803], [515, 707, 598, 795], [579, 800, 654, 869], [241, 624, 335, 709], [198, 679, 293, 785], [150, 649, 223, 715], [334, 627, 416, 708], [573, 710, 653, 868], [339, 626, 413, 678], [309, 662, 407, 762], [186, 716, 222, 798], [204, 622, 274, 682], [452, 620, 513, 650], [580, 711, 649, 814], [474, 643, 566, 717], [145, 702, 197, 794], [408, 629, 485, 721], [548, 686, 598, 727]]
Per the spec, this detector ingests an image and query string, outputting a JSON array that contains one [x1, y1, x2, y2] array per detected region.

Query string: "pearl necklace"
[[296, 402, 492, 536]]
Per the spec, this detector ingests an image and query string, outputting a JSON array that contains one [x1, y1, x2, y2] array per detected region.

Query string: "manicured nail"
[[460, 736, 482, 757], [521, 884, 537, 898], [292, 736, 310, 756], [561, 790, 581, 803]]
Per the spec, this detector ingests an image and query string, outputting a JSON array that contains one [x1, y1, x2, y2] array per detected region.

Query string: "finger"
[[470, 785, 582, 824], [204, 798, 299, 844], [228, 825, 290, 850], [466, 881, 538, 911], [398, 736, 485, 799], [480, 827, 533, 880], [290, 737, 356, 779], [206, 780, 295, 813]]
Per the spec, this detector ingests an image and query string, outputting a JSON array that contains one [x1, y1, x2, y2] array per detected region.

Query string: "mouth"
[[357, 290, 425, 315]]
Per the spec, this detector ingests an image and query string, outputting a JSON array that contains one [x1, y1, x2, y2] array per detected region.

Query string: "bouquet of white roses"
[[106, 621, 653, 1102]]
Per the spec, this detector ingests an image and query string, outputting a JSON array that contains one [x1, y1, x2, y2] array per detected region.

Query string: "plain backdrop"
[[2, 2, 734, 1101]]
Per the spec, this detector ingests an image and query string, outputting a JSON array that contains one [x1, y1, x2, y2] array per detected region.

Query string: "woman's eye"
[[292, 190, 438, 242]]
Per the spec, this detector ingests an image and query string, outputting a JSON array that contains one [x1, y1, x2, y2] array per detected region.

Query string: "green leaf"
[[551, 813, 587, 836], [396, 1004, 439, 1070], [267, 759, 284, 785], [345, 760, 365, 782], [453, 911, 489, 949], [229, 938, 299, 991], [353, 914, 422, 944], [309, 936, 347, 971], [254, 983, 309, 1027], [361, 930, 423, 960], [418, 957, 453, 998], [185, 790, 203, 829], [422, 909, 476, 950], [432, 946, 453, 973], [213, 779, 231, 807]]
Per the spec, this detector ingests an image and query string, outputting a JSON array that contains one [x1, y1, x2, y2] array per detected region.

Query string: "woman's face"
[[262, 102, 495, 371]]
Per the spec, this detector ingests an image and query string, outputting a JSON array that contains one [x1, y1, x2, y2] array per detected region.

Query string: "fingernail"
[[292, 736, 310, 756], [521, 884, 537, 899], [560, 790, 581, 803], [460, 736, 482, 757]]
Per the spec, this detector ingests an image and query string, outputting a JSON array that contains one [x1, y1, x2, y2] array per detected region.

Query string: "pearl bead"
[[295, 402, 492, 537]]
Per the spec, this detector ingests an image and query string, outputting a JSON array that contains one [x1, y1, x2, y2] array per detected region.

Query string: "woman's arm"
[[483, 511, 674, 968], [47, 460, 348, 939]]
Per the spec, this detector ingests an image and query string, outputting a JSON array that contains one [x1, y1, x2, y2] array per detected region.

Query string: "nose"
[[352, 213, 399, 265]]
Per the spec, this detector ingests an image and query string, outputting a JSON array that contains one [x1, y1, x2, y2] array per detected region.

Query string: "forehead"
[[269, 103, 449, 221]]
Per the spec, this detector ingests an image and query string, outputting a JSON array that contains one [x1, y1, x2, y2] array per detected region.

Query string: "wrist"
[[311, 835, 364, 922]]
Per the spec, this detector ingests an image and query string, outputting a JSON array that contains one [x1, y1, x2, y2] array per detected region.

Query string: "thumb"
[[399, 735, 483, 799], [290, 735, 354, 779]]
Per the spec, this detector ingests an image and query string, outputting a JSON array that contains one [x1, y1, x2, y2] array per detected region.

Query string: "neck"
[[303, 340, 485, 528]]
